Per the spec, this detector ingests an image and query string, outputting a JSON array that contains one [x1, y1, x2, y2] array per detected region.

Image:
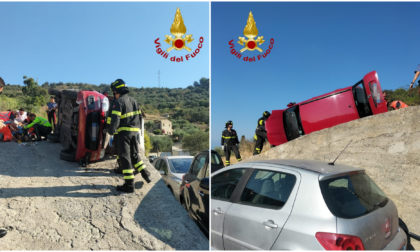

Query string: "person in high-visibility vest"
[[23, 113, 52, 141], [390, 100, 409, 110], [108, 79, 151, 193]]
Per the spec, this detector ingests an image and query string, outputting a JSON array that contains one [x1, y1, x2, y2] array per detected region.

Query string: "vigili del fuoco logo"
[[229, 12, 274, 62], [154, 8, 204, 62]]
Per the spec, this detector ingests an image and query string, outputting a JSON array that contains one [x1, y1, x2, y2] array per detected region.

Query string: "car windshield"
[[319, 172, 388, 219], [168, 158, 193, 173]]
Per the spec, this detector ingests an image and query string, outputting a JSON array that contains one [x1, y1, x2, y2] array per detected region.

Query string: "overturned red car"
[[266, 71, 387, 146], [48, 89, 109, 166]]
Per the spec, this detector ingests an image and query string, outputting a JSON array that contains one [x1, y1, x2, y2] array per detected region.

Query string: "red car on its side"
[[266, 71, 387, 146], [48, 89, 109, 166]]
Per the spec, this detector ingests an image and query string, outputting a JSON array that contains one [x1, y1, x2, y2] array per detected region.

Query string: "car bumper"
[[383, 228, 407, 250]]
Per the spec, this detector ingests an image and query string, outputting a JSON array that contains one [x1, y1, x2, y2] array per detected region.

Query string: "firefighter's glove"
[[222, 145, 225, 151], [140, 169, 151, 183]]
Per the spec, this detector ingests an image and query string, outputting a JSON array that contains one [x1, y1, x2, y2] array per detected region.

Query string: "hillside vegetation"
[[0, 76, 209, 125]]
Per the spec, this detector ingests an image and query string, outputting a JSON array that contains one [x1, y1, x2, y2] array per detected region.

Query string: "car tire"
[[399, 218, 414, 250], [48, 88, 61, 97], [60, 151, 75, 162], [47, 134, 59, 143], [61, 89, 80, 100]]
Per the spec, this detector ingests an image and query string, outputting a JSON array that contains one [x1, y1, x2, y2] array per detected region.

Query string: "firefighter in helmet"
[[253, 111, 271, 155], [221, 120, 242, 166], [108, 79, 151, 193]]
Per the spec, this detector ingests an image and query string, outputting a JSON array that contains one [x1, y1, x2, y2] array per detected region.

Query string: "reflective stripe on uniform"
[[115, 84, 126, 88], [117, 127, 140, 132], [237, 159, 242, 161], [124, 175, 135, 180], [134, 161, 143, 168], [120, 110, 141, 119], [254, 134, 257, 140], [222, 136, 237, 139], [107, 117, 111, 124], [112, 110, 121, 116]]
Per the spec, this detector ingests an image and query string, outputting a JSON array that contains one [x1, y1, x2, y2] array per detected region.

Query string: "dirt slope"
[[0, 141, 208, 250], [245, 106, 420, 249]]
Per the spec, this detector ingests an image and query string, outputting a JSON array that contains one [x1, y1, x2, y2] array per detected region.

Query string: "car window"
[[319, 172, 388, 219], [168, 158, 193, 173], [211, 152, 223, 165], [191, 154, 207, 178], [154, 159, 161, 169], [160, 160, 168, 173], [239, 170, 296, 209], [211, 168, 247, 201]]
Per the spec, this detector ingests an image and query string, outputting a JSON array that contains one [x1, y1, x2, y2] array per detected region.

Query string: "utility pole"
[[158, 70, 160, 88]]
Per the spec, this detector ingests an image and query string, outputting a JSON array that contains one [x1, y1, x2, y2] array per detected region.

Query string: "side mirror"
[[158, 170, 166, 175], [199, 177, 209, 190]]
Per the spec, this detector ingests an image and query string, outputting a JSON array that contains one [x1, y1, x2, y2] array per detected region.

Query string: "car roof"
[[162, 156, 194, 159], [247, 159, 364, 176]]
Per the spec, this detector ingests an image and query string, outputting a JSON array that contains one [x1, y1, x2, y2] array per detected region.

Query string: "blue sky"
[[0, 2, 209, 88], [211, 2, 420, 149]]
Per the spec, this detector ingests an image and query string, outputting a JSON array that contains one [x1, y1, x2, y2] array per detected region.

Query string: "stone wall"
[[246, 106, 420, 248]]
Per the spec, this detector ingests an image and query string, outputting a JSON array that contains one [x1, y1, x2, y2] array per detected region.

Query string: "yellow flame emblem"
[[164, 8, 194, 52], [238, 12, 265, 53]]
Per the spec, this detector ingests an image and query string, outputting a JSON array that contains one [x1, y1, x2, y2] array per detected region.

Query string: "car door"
[[184, 153, 208, 223], [211, 167, 252, 250], [196, 162, 210, 234], [222, 165, 301, 250], [363, 71, 387, 114]]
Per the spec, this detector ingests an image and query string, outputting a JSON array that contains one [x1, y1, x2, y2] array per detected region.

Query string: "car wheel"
[[61, 89, 80, 100], [47, 134, 59, 143], [48, 88, 62, 97], [399, 218, 414, 250], [60, 151, 75, 162]]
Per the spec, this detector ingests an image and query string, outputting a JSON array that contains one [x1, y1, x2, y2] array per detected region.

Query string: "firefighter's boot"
[[140, 169, 151, 183], [116, 181, 134, 193]]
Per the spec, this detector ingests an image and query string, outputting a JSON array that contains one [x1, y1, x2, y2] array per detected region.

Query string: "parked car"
[[210, 150, 224, 173], [180, 150, 210, 238], [266, 71, 388, 146], [211, 159, 407, 250], [48, 88, 109, 166], [153, 156, 193, 202]]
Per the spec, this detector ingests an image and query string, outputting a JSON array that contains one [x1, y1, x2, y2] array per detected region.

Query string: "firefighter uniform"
[[253, 111, 271, 155], [221, 123, 242, 166], [107, 98, 122, 172], [24, 116, 52, 141], [108, 79, 151, 193]]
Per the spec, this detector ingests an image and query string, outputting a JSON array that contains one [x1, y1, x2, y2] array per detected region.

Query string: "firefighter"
[[23, 113, 52, 141], [390, 100, 409, 110], [253, 111, 271, 155], [221, 121, 242, 166], [108, 79, 151, 193]]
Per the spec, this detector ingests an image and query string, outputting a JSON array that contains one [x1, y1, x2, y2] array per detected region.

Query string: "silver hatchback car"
[[211, 159, 407, 250], [154, 156, 194, 202]]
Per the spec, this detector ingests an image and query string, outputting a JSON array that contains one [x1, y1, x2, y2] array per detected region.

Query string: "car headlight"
[[102, 97, 109, 113]]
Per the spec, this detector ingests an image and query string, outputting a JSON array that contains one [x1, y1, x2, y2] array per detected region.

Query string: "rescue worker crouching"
[[253, 111, 271, 155], [221, 121, 242, 166], [107, 79, 151, 193], [23, 113, 52, 141]]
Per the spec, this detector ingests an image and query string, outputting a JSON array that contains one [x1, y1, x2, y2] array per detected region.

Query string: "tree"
[[145, 121, 154, 130], [241, 135, 246, 144], [153, 129, 162, 135], [182, 130, 209, 155], [144, 131, 153, 156], [150, 136, 173, 152]]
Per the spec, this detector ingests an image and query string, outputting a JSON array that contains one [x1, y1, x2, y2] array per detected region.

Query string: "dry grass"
[[221, 141, 271, 165]]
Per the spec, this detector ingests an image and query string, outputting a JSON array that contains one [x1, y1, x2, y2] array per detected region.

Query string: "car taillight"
[[316, 232, 365, 250]]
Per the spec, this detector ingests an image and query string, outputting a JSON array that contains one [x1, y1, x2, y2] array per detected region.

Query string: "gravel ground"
[[0, 141, 208, 250]]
